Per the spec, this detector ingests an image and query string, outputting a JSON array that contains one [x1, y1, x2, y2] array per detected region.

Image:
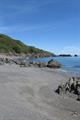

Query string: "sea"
[[30, 56, 80, 76]]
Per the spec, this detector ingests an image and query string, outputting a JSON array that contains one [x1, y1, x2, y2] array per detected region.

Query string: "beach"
[[0, 63, 80, 120]]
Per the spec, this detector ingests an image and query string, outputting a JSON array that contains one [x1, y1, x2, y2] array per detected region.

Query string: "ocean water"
[[31, 57, 80, 76]]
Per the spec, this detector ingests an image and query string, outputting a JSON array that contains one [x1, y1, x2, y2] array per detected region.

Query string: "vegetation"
[[0, 34, 54, 57]]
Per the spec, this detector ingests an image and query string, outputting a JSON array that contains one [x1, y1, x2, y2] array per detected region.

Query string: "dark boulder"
[[47, 59, 61, 68]]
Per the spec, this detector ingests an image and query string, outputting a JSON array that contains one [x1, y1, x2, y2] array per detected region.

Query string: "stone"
[[56, 77, 80, 101], [32, 62, 47, 68], [47, 59, 61, 68]]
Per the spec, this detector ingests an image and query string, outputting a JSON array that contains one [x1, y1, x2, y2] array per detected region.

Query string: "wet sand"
[[0, 64, 80, 120]]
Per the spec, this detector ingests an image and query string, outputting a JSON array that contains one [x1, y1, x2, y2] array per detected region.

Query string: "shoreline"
[[0, 54, 80, 77]]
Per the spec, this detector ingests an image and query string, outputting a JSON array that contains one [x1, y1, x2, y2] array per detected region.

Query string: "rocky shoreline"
[[0, 57, 61, 68]]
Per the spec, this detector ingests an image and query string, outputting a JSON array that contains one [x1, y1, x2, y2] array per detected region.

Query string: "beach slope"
[[0, 65, 80, 120]]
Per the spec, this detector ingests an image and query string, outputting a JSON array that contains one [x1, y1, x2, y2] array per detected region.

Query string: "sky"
[[0, 0, 80, 55]]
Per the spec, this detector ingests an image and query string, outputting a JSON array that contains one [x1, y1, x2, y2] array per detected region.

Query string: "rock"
[[77, 86, 80, 101], [19, 60, 30, 67], [0, 58, 14, 65], [32, 62, 47, 68], [59, 54, 72, 57], [12, 58, 31, 67], [47, 59, 61, 68], [56, 77, 80, 101], [0, 61, 4, 65], [74, 54, 78, 57], [0, 58, 5, 65]]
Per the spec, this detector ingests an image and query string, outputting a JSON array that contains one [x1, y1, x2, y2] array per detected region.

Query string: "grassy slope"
[[0, 34, 54, 56]]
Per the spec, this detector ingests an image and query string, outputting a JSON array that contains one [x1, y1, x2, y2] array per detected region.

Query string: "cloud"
[[0, 0, 60, 15], [60, 46, 80, 55], [0, 0, 44, 20], [0, 26, 9, 33], [0, 24, 49, 34], [0, 0, 63, 25]]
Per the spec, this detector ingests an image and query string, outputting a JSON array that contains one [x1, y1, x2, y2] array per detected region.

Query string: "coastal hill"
[[0, 34, 54, 57]]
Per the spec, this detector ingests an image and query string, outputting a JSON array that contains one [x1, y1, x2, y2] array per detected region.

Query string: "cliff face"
[[0, 34, 54, 57]]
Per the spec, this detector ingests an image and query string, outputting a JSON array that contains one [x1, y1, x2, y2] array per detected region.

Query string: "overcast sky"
[[0, 0, 80, 54]]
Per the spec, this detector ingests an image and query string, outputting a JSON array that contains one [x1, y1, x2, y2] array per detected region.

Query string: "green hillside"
[[0, 34, 54, 57]]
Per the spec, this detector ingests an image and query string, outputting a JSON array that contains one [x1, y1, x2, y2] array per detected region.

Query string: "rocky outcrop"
[[31, 62, 47, 68], [56, 77, 80, 101], [47, 59, 61, 68], [0, 57, 62, 69], [31, 59, 61, 68], [0, 58, 15, 65]]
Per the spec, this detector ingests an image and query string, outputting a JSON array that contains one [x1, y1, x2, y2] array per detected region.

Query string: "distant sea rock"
[[59, 54, 72, 57], [74, 54, 78, 57]]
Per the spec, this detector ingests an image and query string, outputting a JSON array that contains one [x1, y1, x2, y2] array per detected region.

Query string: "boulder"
[[32, 62, 47, 68], [56, 77, 80, 101], [19, 60, 31, 67], [47, 59, 61, 68], [38, 62, 47, 68], [0, 58, 5, 65]]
